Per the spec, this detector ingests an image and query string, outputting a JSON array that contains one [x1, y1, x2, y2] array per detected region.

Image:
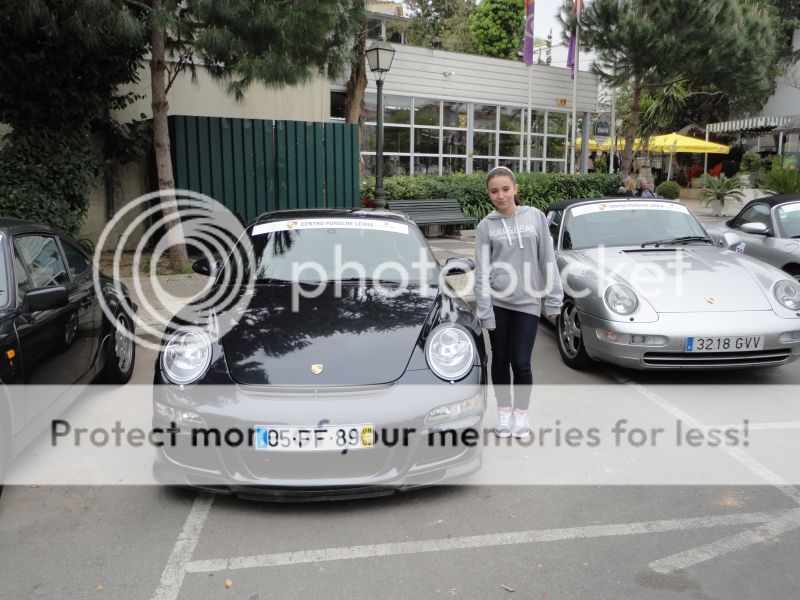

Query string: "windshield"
[[0, 237, 7, 308], [562, 202, 708, 250], [776, 202, 800, 238], [223, 218, 439, 284]]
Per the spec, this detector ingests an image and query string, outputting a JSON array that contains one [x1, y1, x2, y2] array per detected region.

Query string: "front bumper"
[[151, 379, 486, 498], [579, 310, 800, 369]]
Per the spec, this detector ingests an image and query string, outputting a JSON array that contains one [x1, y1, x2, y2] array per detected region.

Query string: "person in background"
[[474, 167, 564, 439], [617, 176, 636, 197], [638, 178, 656, 198], [587, 151, 596, 173]]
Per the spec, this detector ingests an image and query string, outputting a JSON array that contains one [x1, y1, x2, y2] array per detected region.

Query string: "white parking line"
[[611, 372, 800, 572], [151, 496, 215, 600], [650, 507, 800, 573], [183, 510, 782, 574]]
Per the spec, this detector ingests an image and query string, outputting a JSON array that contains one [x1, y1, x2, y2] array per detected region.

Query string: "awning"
[[772, 116, 800, 134], [707, 116, 791, 134]]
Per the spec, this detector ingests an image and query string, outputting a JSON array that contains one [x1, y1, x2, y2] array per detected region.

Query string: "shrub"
[[765, 168, 800, 194], [361, 173, 622, 223], [656, 180, 681, 199], [699, 174, 744, 208], [739, 150, 761, 174], [0, 131, 96, 235]]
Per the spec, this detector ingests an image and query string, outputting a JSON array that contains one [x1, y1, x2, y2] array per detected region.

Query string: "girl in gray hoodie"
[[474, 167, 563, 438]]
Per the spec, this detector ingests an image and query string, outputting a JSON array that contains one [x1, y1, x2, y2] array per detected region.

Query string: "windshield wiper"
[[640, 236, 714, 248]]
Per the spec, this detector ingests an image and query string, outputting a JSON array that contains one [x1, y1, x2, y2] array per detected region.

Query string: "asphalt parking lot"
[[2, 211, 800, 600]]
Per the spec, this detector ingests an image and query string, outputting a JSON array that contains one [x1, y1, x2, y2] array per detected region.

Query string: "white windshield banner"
[[252, 219, 410, 236], [571, 201, 690, 217]]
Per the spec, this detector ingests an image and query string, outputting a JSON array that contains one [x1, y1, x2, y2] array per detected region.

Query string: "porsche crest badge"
[[310, 364, 324, 375]]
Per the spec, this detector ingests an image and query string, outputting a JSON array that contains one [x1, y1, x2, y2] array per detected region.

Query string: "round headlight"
[[161, 328, 212, 385], [604, 284, 638, 315], [425, 324, 475, 382], [773, 279, 800, 311]]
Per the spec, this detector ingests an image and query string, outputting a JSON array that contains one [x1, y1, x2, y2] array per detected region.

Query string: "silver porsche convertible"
[[546, 198, 800, 370], [705, 194, 800, 282]]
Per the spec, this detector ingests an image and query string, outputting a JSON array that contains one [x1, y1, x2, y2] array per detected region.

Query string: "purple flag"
[[566, 0, 583, 78], [523, 0, 535, 66]]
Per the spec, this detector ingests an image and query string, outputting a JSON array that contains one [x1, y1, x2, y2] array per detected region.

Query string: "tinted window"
[[0, 241, 7, 308], [13, 252, 30, 306], [736, 204, 771, 229], [16, 235, 69, 288], [61, 240, 91, 278]]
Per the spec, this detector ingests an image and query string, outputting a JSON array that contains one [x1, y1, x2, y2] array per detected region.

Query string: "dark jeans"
[[487, 305, 540, 411]]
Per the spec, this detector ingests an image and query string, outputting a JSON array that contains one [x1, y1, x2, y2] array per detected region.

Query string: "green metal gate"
[[169, 115, 360, 222]]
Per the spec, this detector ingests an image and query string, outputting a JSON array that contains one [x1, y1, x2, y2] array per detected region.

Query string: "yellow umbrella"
[[647, 133, 730, 154], [647, 133, 730, 180], [575, 137, 641, 152]]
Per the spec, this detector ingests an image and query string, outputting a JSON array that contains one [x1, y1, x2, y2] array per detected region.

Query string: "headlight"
[[425, 324, 476, 381], [774, 279, 800, 311], [161, 328, 212, 385], [604, 284, 638, 315]]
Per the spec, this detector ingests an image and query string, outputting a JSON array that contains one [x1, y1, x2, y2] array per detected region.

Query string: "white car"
[[705, 195, 800, 282]]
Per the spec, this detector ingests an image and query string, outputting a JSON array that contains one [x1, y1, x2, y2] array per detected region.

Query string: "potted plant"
[[698, 173, 744, 216]]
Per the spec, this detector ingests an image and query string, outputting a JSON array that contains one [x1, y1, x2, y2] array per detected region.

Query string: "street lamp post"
[[365, 41, 395, 209]]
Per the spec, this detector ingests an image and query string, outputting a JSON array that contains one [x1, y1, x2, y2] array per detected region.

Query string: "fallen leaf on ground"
[[501, 584, 516, 592], [224, 578, 233, 589]]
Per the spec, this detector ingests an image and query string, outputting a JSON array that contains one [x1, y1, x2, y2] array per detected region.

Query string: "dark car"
[[0, 218, 136, 495], [152, 209, 487, 499], [705, 195, 800, 281]]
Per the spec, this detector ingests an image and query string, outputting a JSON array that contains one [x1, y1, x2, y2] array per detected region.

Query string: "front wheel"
[[557, 299, 592, 370], [102, 312, 136, 384]]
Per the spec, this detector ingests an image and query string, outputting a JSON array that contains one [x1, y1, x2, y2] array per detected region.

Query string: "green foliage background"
[[655, 181, 681, 199], [468, 0, 525, 60], [361, 173, 621, 222]]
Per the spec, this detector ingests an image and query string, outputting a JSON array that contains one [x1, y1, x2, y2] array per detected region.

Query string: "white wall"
[[761, 29, 800, 118], [334, 43, 598, 114]]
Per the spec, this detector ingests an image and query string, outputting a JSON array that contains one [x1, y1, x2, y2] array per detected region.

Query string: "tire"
[[557, 298, 592, 370], [102, 312, 136, 384], [784, 265, 800, 283]]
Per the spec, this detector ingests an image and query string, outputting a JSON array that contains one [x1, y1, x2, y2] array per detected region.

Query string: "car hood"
[[220, 283, 437, 386], [576, 247, 772, 312]]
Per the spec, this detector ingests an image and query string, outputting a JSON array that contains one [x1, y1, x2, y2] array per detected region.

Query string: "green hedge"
[[655, 180, 681, 200], [361, 173, 622, 222]]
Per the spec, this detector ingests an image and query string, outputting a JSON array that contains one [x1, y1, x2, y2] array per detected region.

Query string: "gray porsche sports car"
[[705, 195, 800, 282], [546, 198, 800, 370]]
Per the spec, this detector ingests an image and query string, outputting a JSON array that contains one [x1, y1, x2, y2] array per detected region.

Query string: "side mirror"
[[740, 222, 770, 236], [192, 258, 218, 276], [443, 257, 475, 275], [21, 286, 68, 313]]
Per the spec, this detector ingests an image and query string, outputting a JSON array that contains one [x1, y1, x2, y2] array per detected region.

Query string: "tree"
[[126, 0, 364, 269], [0, 0, 145, 235], [469, 0, 524, 60], [566, 0, 780, 173], [405, 0, 477, 52]]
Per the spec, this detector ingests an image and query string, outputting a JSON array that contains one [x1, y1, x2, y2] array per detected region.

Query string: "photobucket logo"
[[92, 190, 255, 351]]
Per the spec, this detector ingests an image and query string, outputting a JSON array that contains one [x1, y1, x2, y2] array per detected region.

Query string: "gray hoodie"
[[474, 205, 563, 329]]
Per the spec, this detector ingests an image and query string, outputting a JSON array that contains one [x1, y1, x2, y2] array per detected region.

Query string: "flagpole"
[[570, 25, 580, 174], [609, 83, 616, 174], [527, 67, 533, 172]]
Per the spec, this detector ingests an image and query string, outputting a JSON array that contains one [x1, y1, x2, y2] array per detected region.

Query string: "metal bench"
[[387, 199, 477, 236]]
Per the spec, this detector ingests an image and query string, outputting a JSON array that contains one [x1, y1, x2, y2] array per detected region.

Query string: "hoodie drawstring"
[[514, 214, 523, 249], [501, 218, 513, 247]]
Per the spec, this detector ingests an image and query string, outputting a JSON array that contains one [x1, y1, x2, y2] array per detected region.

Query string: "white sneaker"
[[512, 410, 530, 439], [495, 410, 512, 438]]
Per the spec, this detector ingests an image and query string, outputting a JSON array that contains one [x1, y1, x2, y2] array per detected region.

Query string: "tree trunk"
[[621, 81, 642, 175], [150, 1, 190, 272], [345, 19, 368, 178]]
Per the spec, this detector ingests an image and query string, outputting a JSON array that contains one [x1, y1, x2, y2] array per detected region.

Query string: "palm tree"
[[698, 174, 744, 216]]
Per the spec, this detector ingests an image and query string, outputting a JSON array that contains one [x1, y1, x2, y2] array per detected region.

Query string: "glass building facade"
[[331, 92, 571, 176]]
